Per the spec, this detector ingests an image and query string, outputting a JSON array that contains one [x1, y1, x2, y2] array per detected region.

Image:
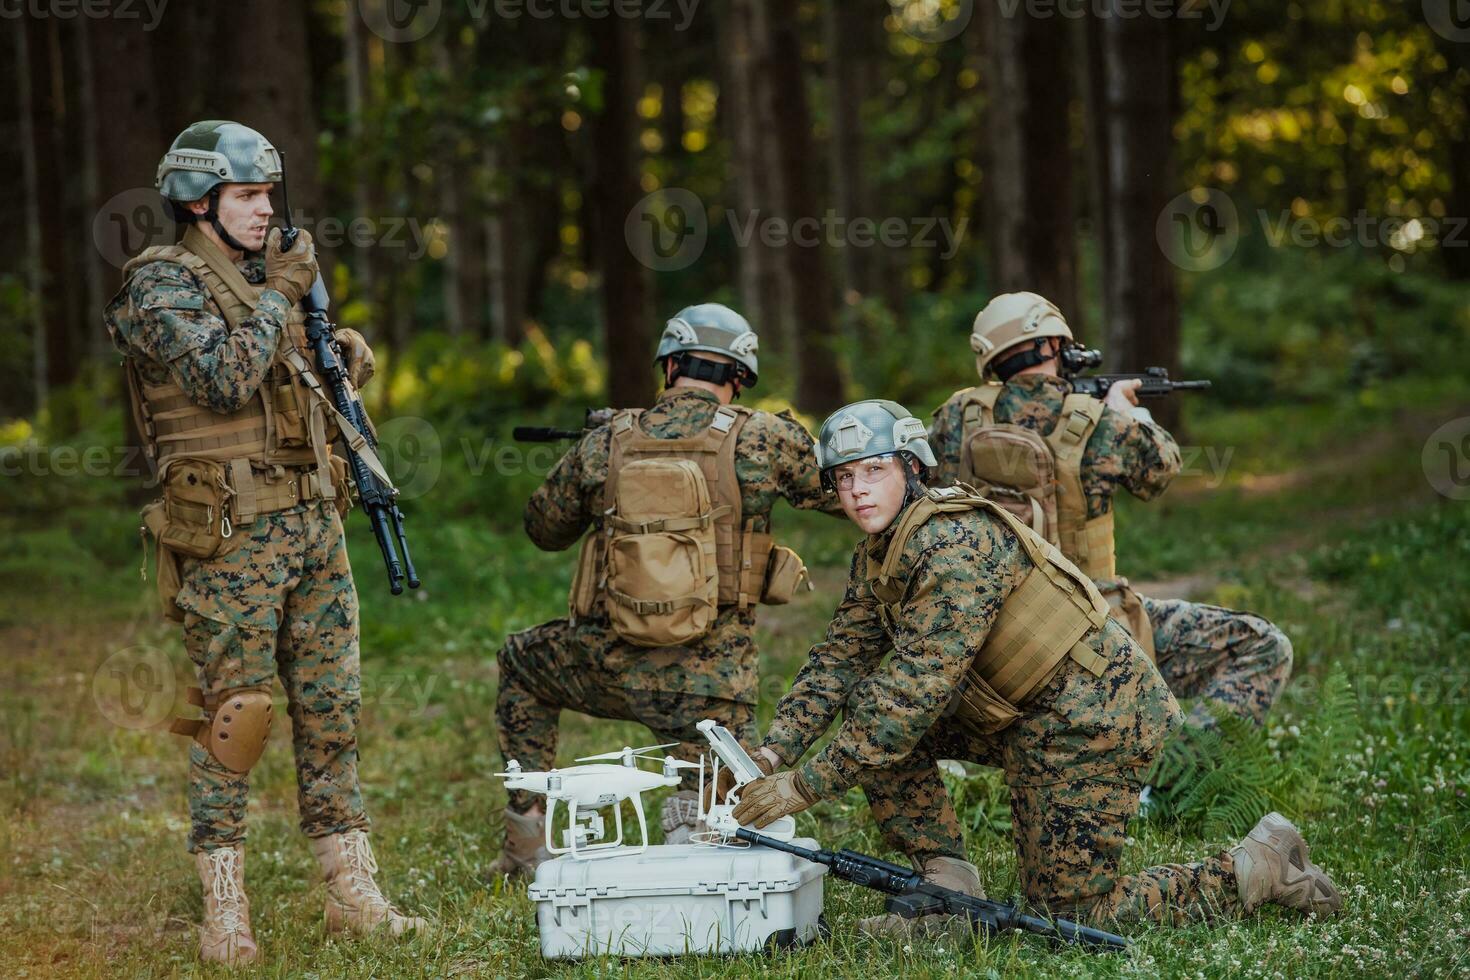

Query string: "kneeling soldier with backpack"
[[491, 304, 843, 875]]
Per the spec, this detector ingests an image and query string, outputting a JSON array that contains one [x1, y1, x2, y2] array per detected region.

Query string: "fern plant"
[[1145, 664, 1360, 838]]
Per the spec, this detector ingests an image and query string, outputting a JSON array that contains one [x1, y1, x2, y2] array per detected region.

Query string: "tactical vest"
[[956, 383, 1117, 580], [112, 226, 341, 517], [866, 486, 1111, 735], [569, 404, 778, 627]]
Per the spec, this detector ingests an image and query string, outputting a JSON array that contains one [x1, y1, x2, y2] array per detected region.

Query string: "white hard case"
[[527, 840, 828, 959]]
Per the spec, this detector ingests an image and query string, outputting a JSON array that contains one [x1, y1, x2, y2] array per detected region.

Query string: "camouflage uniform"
[[762, 504, 1242, 926], [929, 374, 1292, 726], [498, 387, 839, 811], [106, 252, 369, 853]]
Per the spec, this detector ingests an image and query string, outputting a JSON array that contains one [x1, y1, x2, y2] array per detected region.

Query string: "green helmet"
[[156, 120, 283, 205], [815, 399, 938, 489], [654, 303, 760, 387]]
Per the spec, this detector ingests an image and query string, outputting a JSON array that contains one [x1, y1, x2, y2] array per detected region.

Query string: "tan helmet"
[[969, 292, 1074, 378]]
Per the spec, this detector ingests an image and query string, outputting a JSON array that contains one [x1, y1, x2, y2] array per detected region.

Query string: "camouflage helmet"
[[156, 120, 283, 204], [654, 303, 760, 387], [970, 291, 1074, 377], [815, 399, 938, 489]]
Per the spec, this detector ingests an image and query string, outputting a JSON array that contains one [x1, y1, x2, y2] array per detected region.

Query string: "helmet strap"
[[992, 338, 1055, 381], [201, 187, 252, 254], [667, 352, 748, 394]]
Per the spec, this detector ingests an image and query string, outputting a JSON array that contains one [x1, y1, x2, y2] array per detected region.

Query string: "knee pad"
[[172, 686, 274, 773]]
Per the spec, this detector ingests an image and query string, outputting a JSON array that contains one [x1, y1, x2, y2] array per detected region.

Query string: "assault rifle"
[[278, 153, 420, 596], [1059, 345, 1210, 400], [735, 829, 1129, 952], [513, 408, 615, 443]]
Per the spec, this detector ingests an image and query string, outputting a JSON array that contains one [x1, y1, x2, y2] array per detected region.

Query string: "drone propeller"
[[663, 758, 702, 770], [575, 742, 679, 763]]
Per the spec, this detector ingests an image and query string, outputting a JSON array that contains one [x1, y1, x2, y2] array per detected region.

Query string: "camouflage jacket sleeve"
[[1082, 406, 1183, 507], [768, 410, 846, 516], [927, 391, 967, 487], [794, 514, 1023, 799], [119, 260, 289, 414], [522, 425, 611, 551], [761, 545, 889, 766]]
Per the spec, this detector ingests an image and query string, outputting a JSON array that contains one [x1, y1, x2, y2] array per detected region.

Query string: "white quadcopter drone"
[[494, 722, 795, 861], [496, 743, 700, 859]]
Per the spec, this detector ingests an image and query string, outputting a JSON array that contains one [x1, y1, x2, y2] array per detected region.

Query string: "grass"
[[1, 380, 1469, 977]]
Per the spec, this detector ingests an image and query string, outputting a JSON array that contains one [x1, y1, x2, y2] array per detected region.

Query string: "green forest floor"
[[2, 377, 1469, 978]]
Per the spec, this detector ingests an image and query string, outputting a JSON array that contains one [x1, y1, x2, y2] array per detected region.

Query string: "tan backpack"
[[569, 404, 806, 647], [955, 383, 1115, 580]]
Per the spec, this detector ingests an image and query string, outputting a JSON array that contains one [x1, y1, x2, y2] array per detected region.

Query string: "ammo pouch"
[[157, 456, 244, 561], [759, 545, 811, 606]]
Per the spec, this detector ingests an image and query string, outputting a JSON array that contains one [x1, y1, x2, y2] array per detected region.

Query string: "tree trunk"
[[484, 143, 527, 346], [16, 22, 48, 417], [767, 0, 844, 414], [1097, 12, 1180, 430], [826, 0, 872, 310], [589, 18, 654, 408], [723, 0, 790, 350], [212, 0, 328, 284], [983, 10, 1078, 321]]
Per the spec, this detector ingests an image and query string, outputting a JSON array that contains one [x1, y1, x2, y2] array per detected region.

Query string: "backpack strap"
[[1043, 393, 1105, 576]]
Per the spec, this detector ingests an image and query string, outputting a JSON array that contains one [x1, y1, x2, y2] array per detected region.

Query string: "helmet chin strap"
[[197, 187, 252, 253]]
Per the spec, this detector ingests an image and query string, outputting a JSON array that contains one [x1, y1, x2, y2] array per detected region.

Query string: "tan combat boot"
[[196, 844, 259, 966], [857, 855, 984, 941], [1231, 812, 1342, 916], [309, 831, 428, 937], [486, 806, 552, 878], [661, 790, 705, 845]]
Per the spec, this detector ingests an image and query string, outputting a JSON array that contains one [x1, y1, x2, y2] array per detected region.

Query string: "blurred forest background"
[[3, 0, 1469, 445]]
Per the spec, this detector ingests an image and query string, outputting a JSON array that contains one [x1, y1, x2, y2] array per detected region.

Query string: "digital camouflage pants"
[[861, 647, 1242, 927], [176, 501, 368, 853], [1143, 596, 1293, 727], [496, 618, 755, 814]]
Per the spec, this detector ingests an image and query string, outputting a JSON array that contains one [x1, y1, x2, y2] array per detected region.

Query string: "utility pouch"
[[158, 456, 243, 560], [759, 545, 811, 606], [268, 365, 310, 449], [329, 454, 353, 518], [951, 672, 1022, 736], [1098, 578, 1156, 662], [140, 499, 186, 623], [569, 532, 606, 621]]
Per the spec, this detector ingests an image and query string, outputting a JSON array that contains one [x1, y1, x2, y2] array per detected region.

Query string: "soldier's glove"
[[334, 328, 376, 389], [265, 227, 320, 307], [711, 744, 777, 805], [731, 769, 818, 829]]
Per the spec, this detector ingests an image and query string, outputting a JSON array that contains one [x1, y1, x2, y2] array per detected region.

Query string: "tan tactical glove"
[[264, 227, 319, 307], [712, 744, 777, 806], [731, 768, 818, 829], [334, 328, 376, 389]]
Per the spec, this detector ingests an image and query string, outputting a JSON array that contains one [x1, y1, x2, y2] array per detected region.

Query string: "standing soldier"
[[493, 304, 840, 873], [734, 400, 1341, 933], [928, 292, 1294, 731], [106, 121, 425, 966]]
